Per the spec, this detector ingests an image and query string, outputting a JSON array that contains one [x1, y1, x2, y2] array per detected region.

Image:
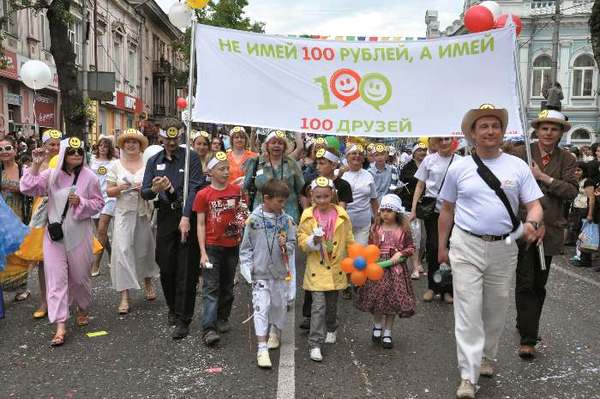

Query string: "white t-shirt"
[[414, 152, 461, 210], [342, 168, 378, 229], [439, 153, 543, 236]]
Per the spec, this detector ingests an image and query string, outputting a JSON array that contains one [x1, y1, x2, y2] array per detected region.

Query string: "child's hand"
[[200, 253, 210, 268], [391, 252, 404, 264], [278, 234, 287, 247]]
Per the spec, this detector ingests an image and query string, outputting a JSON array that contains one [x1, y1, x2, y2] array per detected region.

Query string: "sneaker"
[[267, 331, 280, 349], [172, 321, 190, 340], [203, 329, 221, 346], [216, 319, 231, 333], [569, 255, 580, 262], [443, 293, 454, 304], [518, 344, 535, 359], [257, 350, 272, 368], [299, 318, 310, 330], [423, 289, 434, 302], [479, 357, 494, 377], [309, 347, 323, 362], [456, 379, 476, 399], [325, 331, 336, 344]]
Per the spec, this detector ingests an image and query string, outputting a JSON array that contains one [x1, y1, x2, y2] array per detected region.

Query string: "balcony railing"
[[152, 104, 176, 117], [153, 59, 172, 75]]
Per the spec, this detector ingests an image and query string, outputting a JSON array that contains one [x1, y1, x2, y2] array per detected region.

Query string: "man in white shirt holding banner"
[[437, 105, 544, 399]]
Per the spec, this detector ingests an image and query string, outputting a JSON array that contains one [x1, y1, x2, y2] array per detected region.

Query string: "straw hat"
[[117, 128, 148, 150], [461, 104, 508, 143], [530, 109, 571, 132]]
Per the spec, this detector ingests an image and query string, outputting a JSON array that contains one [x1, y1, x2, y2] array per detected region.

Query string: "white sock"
[[373, 324, 382, 337], [383, 329, 392, 337], [258, 342, 268, 351]]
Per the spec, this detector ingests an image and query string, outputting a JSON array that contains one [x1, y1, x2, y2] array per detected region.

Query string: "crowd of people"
[[0, 104, 591, 398]]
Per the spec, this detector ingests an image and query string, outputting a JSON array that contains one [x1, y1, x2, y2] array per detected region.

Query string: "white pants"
[[449, 227, 518, 384], [353, 225, 370, 246], [252, 279, 288, 336]]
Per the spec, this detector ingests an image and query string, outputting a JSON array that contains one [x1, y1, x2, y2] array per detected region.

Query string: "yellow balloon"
[[418, 136, 429, 147], [186, 0, 209, 9], [48, 155, 58, 169]]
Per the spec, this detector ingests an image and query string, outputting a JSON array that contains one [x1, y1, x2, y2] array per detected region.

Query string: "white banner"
[[193, 24, 523, 138]]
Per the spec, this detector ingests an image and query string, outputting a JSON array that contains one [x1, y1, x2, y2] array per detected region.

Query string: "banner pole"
[[182, 21, 197, 212], [511, 20, 546, 270]]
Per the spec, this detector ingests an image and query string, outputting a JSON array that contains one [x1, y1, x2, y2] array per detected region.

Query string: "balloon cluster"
[[464, 1, 522, 36], [341, 244, 385, 287]]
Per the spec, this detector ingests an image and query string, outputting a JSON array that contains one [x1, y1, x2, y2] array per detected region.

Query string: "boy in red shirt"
[[193, 151, 246, 346]]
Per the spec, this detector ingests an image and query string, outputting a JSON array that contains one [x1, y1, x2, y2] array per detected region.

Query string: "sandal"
[[50, 331, 66, 347], [14, 290, 31, 302], [76, 312, 89, 326], [144, 284, 157, 301], [382, 336, 393, 349], [372, 327, 382, 343], [33, 308, 47, 319]]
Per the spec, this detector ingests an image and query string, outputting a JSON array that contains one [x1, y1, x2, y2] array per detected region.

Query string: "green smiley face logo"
[[359, 73, 392, 111]]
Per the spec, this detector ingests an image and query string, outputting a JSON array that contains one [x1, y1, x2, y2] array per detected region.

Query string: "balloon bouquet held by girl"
[[355, 194, 416, 349], [20, 138, 104, 346], [239, 179, 297, 369], [298, 177, 354, 362]]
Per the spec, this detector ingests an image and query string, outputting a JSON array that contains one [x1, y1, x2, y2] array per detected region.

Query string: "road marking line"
[[552, 263, 600, 289], [276, 304, 295, 399]]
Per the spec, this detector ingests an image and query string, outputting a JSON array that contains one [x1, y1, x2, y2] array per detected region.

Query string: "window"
[[571, 129, 591, 141], [113, 35, 123, 77], [1, 0, 18, 36], [532, 55, 552, 98], [97, 31, 106, 70], [572, 54, 595, 97], [128, 46, 137, 88], [40, 13, 51, 51], [68, 20, 83, 65]]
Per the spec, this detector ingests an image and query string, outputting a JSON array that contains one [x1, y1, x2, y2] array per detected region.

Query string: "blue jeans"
[[201, 245, 239, 332]]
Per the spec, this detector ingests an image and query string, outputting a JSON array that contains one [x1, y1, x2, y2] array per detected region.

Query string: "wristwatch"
[[526, 221, 541, 230]]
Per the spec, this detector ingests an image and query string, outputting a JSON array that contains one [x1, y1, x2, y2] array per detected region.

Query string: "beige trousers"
[[449, 227, 518, 384]]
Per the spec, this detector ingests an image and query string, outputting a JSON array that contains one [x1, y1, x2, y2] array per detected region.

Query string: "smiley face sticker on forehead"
[[68, 137, 82, 149], [315, 176, 330, 188], [215, 151, 227, 161], [166, 127, 179, 138], [374, 144, 386, 153], [316, 148, 326, 158]]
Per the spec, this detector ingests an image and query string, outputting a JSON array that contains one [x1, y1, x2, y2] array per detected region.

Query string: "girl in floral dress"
[[356, 194, 416, 349]]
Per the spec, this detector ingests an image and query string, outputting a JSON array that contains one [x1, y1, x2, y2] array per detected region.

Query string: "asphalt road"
[[1, 248, 599, 399]]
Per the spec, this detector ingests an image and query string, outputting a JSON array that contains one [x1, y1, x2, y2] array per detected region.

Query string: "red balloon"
[[464, 5, 495, 33], [176, 97, 188, 109], [350, 270, 368, 286], [366, 263, 384, 281], [495, 14, 523, 36]]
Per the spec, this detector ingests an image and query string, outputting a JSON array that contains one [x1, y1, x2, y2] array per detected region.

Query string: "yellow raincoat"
[[298, 205, 354, 291]]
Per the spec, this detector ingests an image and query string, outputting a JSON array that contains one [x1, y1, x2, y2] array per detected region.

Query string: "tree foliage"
[[1, 0, 86, 138]]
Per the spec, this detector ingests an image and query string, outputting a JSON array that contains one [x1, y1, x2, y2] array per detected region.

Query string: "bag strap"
[[436, 154, 455, 196], [60, 168, 82, 222], [247, 157, 260, 208], [472, 153, 520, 232]]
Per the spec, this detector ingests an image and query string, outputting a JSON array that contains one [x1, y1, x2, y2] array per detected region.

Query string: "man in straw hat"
[[515, 109, 577, 359], [437, 104, 544, 398], [141, 117, 206, 339]]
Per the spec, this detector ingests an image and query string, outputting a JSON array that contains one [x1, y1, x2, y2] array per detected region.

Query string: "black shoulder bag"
[[246, 157, 260, 211], [48, 169, 81, 241], [416, 154, 454, 219], [471, 153, 520, 232]]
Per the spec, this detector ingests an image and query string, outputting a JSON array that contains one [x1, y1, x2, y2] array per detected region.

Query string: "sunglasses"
[[0, 145, 14, 152], [65, 148, 84, 156]]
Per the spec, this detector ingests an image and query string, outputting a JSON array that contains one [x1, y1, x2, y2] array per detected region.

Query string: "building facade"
[[426, 0, 599, 145], [1, 0, 185, 143]]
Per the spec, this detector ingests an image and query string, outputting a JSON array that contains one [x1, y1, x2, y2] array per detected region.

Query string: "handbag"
[[579, 219, 599, 252], [416, 154, 454, 219], [48, 169, 81, 242]]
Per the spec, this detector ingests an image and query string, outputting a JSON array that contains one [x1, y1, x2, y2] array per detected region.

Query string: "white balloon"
[[20, 60, 52, 90], [143, 144, 164, 165], [480, 1, 502, 21], [168, 2, 192, 29]]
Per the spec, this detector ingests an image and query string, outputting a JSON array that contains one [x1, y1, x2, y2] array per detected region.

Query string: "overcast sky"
[[156, 0, 465, 38]]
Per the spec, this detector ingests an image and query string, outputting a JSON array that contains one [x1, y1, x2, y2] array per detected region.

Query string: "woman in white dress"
[[106, 129, 159, 314]]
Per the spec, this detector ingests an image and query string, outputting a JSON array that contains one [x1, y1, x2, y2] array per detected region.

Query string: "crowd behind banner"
[[0, 111, 593, 395]]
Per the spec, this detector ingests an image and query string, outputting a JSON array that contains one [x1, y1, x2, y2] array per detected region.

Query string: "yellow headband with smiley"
[[206, 151, 228, 170], [310, 176, 334, 190]]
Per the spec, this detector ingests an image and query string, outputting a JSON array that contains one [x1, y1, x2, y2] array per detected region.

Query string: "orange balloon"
[[341, 257, 356, 273], [350, 270, 368, 286], [365, 245, 381, 263], [366, 263, 384, 281], [348, 243, 366, 259]]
